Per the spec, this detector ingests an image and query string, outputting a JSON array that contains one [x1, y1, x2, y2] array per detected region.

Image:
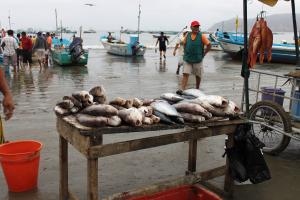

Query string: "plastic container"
[[128, 185, 222, 200], [130, 35, 139, 44], [261, 87, 286, 114], [291, 90, 300, 122], [0, 141, 43, 192]]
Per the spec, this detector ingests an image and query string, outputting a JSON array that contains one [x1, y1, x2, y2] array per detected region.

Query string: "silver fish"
[[89, 86, 105, 97], [160, 93, 184, 102], [228, 101, 240, 113], [63, 96, 82, 107], [172, 103, 208, 115], [181, 99, 214, 112], [143, 117, 153, 125], [109, 97, 126, 106], [76, 114, 108, 127], [182, 89, 206, 97], [72, 91, 90, 101], [150, 101, 182, 117], [210, 106, 235, 117], [54, 106, 71, 116], [56, 100, 74, 109], [179, 112, 205, 123], [108, 116, 122, 127], [197, 95, 229, 107], [118, 109, 142, 126], [133, 98, 143, 108], [81, 105, 118, 117]]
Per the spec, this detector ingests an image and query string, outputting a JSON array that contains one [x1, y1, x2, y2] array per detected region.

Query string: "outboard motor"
[[130, 39, 141, 56], [69, 38, 84, 64]]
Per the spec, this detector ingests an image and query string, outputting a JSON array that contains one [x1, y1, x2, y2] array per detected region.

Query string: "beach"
[[1, 32, 300, 199]]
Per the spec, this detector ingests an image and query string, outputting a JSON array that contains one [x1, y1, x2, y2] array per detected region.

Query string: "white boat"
[[100, 34, 146, 56], [84, 28, 97, 33]]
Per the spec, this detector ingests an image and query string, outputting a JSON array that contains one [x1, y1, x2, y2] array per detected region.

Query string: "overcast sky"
[[0, 0, 296, 31]]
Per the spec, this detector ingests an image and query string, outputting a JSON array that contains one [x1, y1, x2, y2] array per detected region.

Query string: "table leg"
[[224, 133, 234, 195], [188, 139, 198, 173], [87, 158, 98, 200], [59, 135, 68, 200]]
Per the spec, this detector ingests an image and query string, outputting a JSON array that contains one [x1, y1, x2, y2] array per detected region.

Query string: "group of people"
[[0, 30, 53, 76], [156, 21, 212, 94]]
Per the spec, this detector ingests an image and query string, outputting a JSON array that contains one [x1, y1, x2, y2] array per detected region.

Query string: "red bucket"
[[0, 140, 43, 192]]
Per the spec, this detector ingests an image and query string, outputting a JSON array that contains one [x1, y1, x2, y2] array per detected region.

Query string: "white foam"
[[83, 45, 104, 49]]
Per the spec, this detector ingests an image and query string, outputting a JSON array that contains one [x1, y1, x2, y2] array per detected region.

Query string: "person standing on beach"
[[176, 21, 212, 95], [173, 29, 190, 75], [1, 30, 19, 76], [155, 32, 169, 60], [215, 29, 219, 37], [16, 34, 23, 70], [1, 29, 6, 38], [45, 32, 52, 67], [20, 32, 33, 71], [32, 31, 46, 68]]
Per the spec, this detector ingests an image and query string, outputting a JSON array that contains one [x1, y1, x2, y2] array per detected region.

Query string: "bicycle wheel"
[[249, 100, 292, 155]]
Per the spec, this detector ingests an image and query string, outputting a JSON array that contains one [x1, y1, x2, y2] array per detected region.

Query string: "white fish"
[[150, 101, 182, 117], [143, 117, 153, 125], [210, 106, 235, 117], [172, 103, 208, 115], [182, 89, 206, 97], [181, 99, 214, 112], [138, 106, 153, 117], [227, 101, 241, 113], [128, 107, 145, 122], [108, 116, 122, 126], [197, 95, 229, 107], [160, 93, 185, 102], [179, 112, 205, 123]]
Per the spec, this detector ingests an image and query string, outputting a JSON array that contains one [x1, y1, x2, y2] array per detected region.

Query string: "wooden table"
[[56, 113, 246, 200]]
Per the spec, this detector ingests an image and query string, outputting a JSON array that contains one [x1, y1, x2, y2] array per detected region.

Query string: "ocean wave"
[[83, 45, 104, 49]]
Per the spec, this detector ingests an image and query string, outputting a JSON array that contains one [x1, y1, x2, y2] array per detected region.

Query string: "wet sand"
[[0, 49, 300, 200]]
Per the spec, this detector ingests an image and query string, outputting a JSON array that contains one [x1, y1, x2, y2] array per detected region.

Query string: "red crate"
[[128, 185, 222, 200]]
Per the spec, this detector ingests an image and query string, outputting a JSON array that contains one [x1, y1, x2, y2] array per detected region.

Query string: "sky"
[[0, 0, 296, 31]]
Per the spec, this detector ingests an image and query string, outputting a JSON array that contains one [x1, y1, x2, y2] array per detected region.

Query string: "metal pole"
[[243, 0, 249, 118], [60, 20, 63, 42], [138, 4, 141, 42], [291, 0, 300, 69], [55, 9, 59, 50]]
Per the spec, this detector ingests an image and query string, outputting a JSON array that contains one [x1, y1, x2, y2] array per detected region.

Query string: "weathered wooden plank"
[[68, 188, 80, 200], [187, 165, 229, 183], [90, 125, 238, 159], [201, 180, 231, 197], [224, 133, 235, 195], [59, 135, 68, 200], [87, 158, 98, 200], [57, 117, 91, 158], [57, 113, 245, 136], [90, 134, 103, 146], [188, 139, 197, 173]]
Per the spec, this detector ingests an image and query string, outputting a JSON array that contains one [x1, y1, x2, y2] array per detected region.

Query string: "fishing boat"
[[65, 30, 77, 34], [50, 39, 89, 66], [100, 33, 146, 56], [206, 34, 222, 51], [84, 28, 97, 33], [215, 31, 300, 64]]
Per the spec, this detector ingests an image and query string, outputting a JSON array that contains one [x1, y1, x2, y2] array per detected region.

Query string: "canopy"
[[258, 0, 290, 7]]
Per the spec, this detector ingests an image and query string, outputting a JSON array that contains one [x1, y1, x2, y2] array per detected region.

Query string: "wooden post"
[[188, 139, 197, 173], [224, 132, 234, 195], [59, 135, 68, 200], [87, 158, 98, 200]]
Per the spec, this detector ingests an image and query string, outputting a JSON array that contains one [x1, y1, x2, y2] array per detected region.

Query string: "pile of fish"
[[248, 17, 273, 69], [53, 87, 240, 128]]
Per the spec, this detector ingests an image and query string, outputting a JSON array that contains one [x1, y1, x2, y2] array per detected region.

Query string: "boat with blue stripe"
[[215, 31, 300, 64], [100, 33, 146, 56]]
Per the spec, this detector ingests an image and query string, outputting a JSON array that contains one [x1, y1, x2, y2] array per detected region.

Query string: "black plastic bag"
[[225, 148, 248, 183]]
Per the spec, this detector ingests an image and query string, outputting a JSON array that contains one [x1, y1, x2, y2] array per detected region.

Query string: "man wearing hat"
[[32, 31, 47, 68], [173, 28, 190, 75], [176, 21, 212, 95], [155, 32, 169, 60]]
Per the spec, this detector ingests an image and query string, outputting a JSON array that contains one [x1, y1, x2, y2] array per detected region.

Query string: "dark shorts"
[[22, 50, 33, 63], [159, 46, 166, 52], [17, 49, 23, 60]]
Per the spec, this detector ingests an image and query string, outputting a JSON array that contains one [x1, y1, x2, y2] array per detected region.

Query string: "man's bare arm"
[[203, 43, 212, 57], [173, 44, 179, 56], [0, 68, 14, 120]]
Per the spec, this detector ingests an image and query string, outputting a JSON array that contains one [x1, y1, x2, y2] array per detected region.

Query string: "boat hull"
[[50, 49, 89, 66], [101, 41, 146, 56], [217, 38, 300, 64]]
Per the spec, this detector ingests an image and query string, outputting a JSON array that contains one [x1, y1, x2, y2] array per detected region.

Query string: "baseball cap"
[[37, 31, 42, 35], [191, 21, 200, 27], [43, 32, 46, 34], [183, 28, 191, 33]]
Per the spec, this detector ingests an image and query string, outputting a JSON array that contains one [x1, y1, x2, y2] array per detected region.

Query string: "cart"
[[240, 0, 300, 155]]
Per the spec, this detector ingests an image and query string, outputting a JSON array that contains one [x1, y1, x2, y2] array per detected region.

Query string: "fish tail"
[[251, 53, 257, 69]]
